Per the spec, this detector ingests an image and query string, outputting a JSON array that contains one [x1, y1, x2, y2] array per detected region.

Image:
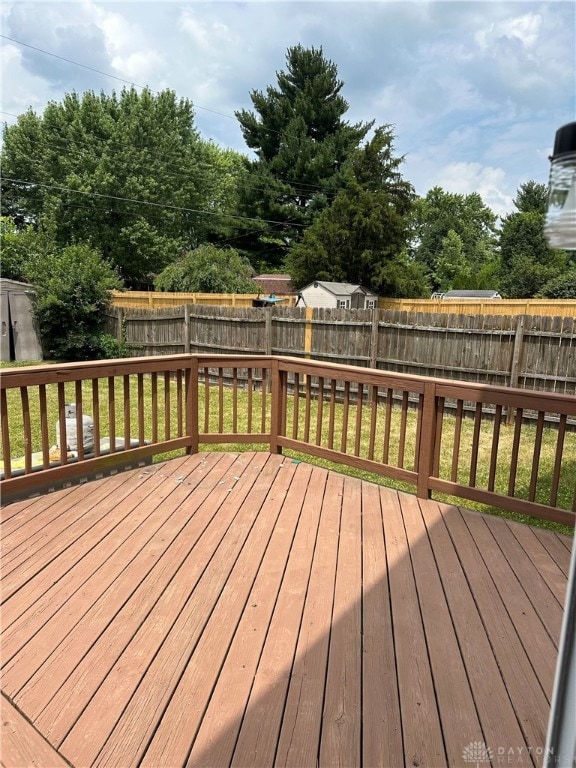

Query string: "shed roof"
[[303, 281, 377, 297]]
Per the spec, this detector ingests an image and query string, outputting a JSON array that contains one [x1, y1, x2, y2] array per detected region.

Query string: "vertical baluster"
[[138, 373, 145, 446], [124, 375, 131, 449], [108, 376, 116, 453], [232, 368, 238, 434], [292, 372, 300, 440], [382, 387, 393, 464], [316, 376, 324, 446], [21, 387, 32, 473], [218, 368, 224, 433], [247, 368, 253, 433], [75, 380, 84, 461], [340, 380, 350, 453], [164, 371, 171, 441], [177, 369, 183, 438], [451, 399, 464, 482], [92, 379, 101, 457], [397, 391, 409, 469], [508, 408, 524, 497], [528, 411, 545, 502], [39, 384, 50, 468], [430, 393, 443, 476], [488, 405, 502, 491], [151, 372, 158, 444], [550, 414, 566, 507], [354, 382, 363, 456], [303, 375, 312, 443], [57, 383, 68, 464], [469, 402, 483, 487], [328, 379, 336, 450], [204, 367, 210, 433], [368, 384, 378, 461], [1, 389, 12, 478], [260, 368, 267, 433]]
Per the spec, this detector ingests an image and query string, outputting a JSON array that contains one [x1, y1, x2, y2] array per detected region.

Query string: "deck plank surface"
[[1, 452, 572, 768]]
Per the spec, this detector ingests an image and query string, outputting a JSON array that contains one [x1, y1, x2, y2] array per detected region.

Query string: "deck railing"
[[1, 355, 575, 526]]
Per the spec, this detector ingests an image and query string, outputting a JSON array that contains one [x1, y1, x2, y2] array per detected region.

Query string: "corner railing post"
[[186, 356, 199, 454], [417, 380, 437, 499], [270, 357, 283, 455]]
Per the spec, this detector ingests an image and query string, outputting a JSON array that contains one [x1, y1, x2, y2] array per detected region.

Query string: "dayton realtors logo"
[[462, 742, 493, 767]]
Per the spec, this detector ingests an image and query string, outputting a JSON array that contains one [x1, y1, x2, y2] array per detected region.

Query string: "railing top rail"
[[2, 354, 576, 413]]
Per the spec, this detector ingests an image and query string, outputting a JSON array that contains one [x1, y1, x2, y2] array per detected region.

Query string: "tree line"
[[1, 44, 575, 359]]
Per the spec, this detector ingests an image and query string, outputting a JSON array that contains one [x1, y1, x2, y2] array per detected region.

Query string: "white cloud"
[[436, 162, 514, 217], [475, 12, 542, 51]]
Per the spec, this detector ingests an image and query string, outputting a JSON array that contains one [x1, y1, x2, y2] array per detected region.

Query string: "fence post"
[[417, 380, 437, 499], [116, 307, 123, 342], [265, 309, 272, 356], [304, 307, 313, 358], [183, 304, 191, 354], [269, 358, 283, 454], [369, 307, 379, 369], [507, 314, 526, 424]]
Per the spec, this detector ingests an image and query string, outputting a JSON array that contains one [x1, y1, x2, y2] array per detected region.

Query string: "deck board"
[[1, 452, 572, 768]]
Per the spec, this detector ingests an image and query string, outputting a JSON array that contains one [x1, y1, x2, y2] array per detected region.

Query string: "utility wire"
[[0, 37, 351, 193], [0, 35, 236, 122], [0, 110, 339, 200], [2, 176, 306, 228]]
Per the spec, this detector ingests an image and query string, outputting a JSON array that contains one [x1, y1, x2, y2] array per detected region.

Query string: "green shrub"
[[26, 244, 121, 361], [154, 244, 258, 293], [536, 269, 576, 299]]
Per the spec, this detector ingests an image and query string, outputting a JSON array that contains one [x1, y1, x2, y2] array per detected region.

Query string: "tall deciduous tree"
[[1, 88, 244, 285], [287, 126, 425, 296], [410, 187, 499, 292], [235, 45, 372, 263], [499, 180, 569, 298]]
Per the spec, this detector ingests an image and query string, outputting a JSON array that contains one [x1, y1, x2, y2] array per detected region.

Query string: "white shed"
[[295, 281, 378, 309], [0, 279, 43, 362]]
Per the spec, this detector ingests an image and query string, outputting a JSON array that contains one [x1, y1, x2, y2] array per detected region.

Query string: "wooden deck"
[[0, 452, 572, 768]]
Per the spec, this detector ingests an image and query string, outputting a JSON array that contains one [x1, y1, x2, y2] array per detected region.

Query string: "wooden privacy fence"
[[1, 355, 575, 525], [104, 305, 576, 396], [111, 291, 576, 318], [111, 290, 297, 309], [379, 298, 576, 317]]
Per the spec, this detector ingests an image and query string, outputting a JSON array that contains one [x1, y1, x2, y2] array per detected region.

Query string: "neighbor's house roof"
[[441, 290, 502, 299], [302, 280, 378, 297], [253, 274, 295, 295]]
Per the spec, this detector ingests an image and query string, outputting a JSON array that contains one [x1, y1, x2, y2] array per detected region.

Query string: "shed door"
[[0, 295, 10, 362], [9, 292, 42, 361]]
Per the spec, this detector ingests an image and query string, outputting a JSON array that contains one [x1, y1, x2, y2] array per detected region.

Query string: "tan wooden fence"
[[104, 305, 576, 396], [111, 290, 297, 309], [378, 298, 576, 317], [111, 291, 576, 318]]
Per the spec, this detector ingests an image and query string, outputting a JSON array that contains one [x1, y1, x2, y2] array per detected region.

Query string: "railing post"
[[417, 380, 437, 499], [186, 357, 199, 454], [183, 304, 191, 354], [270, 358, 283, 455]]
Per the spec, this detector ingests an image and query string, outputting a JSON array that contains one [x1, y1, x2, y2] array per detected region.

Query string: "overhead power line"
[[0, 35, 236, 122], [2, 176, 306, 228]]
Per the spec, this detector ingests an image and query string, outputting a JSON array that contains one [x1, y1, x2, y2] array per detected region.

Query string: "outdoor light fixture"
[[543, 121, 576, 768], [544, 121, 576, 250]]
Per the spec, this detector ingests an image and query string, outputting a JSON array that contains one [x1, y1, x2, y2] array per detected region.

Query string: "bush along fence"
[[104, 305, 576, 397]]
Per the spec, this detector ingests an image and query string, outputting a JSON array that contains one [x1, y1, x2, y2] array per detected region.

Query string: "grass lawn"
[[1, 360, 574, 535]]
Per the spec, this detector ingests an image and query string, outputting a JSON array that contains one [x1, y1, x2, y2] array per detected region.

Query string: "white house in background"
[[295, 281, 378, 309]]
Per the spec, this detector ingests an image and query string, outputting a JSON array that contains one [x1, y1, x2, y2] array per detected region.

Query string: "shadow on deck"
[[0, 452, 572, 768]]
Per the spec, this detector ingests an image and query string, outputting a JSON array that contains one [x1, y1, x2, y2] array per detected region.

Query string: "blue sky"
[[1, 0, 574, 217]]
